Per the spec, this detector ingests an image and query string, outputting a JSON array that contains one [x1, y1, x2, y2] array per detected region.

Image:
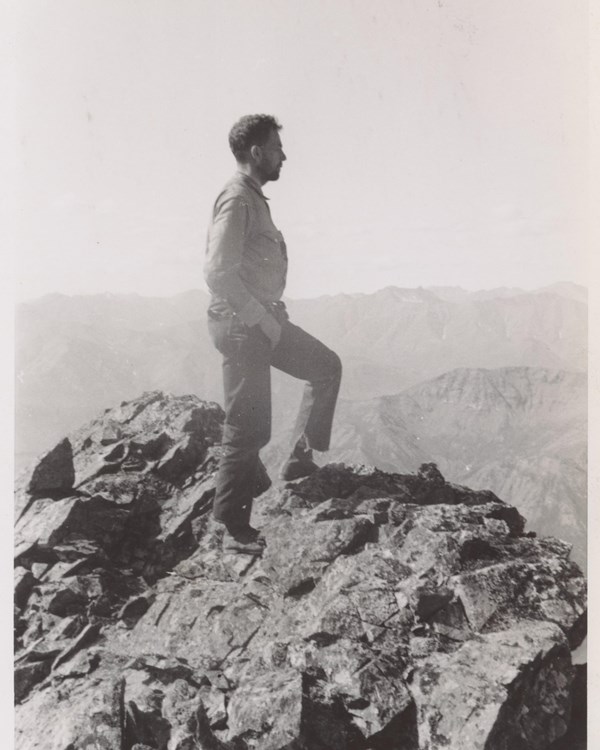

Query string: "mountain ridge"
[[13, 391, 587, 750], [16, 280, 587, 309]]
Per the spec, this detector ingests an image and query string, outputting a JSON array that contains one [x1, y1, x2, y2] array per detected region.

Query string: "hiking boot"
[[222, 526, 265, 556], [279, 456, 319, 481], [279, 435, 319, 481]]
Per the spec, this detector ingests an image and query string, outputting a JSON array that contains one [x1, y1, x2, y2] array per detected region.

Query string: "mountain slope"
[[14, 392, 587, 750]]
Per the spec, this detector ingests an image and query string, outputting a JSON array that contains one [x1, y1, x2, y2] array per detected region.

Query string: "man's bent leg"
[[271, 322, 342, 462]]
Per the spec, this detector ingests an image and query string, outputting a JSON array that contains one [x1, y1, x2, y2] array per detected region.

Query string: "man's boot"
[[222, 525, 266, 556], [279, 436, 319, 481]]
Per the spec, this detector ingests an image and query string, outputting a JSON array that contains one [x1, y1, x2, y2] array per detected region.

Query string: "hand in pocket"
[[258, 313, 282, 349]]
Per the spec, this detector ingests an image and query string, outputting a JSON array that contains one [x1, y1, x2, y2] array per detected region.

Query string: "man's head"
[[228, 114, 286, 183]]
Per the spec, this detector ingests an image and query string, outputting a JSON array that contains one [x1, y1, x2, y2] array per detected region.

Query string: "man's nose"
[[281, 151, 287, 161]]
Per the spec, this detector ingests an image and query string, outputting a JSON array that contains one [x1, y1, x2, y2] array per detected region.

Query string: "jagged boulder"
[[27, 438, 75, 497], [259, 513, 374, 595], [411, 621, 573, 749], [14, 393, 587, 750]]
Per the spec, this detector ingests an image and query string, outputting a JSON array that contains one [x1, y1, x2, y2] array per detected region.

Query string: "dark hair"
[[228, 114, 282, 162]]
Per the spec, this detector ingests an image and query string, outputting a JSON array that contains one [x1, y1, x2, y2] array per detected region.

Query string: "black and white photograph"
[[8, 1, 595, 748]]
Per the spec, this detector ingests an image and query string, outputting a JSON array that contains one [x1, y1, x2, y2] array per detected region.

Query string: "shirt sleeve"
[[204, 193, 267, 326]]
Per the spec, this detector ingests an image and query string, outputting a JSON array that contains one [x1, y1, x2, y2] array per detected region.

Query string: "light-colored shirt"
[[204, 172, 288, 325]]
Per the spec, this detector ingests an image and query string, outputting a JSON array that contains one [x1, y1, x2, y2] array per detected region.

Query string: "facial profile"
[[253, 129, 286, 183]]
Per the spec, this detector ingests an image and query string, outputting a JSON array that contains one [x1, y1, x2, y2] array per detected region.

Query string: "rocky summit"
[[14, 392, 587, 750]]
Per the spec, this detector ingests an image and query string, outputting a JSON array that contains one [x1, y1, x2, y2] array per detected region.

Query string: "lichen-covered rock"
[[15, 672, 126, 750], [15, 495, 80, 550], [124, 669, 173, 749], [14, 394, 587, 750], [116, 579, 267, 669], [450, 559, 586, 645], [249, 545, 413, 652], [226, 667, 304, 747], [260, 514, 374, 595], [282, 637, 416, 743], [410, 621, 573, 750], [226, 668, 364, 750]]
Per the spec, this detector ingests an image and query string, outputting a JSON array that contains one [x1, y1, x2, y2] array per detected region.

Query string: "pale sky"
[[14, 0, 590, 301]]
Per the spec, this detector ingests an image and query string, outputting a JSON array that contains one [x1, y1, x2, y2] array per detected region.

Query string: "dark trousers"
[[208, 313, 342, 531]]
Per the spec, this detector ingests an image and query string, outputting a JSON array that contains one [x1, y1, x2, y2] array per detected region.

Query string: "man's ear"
[[250, 144, 261, 162]]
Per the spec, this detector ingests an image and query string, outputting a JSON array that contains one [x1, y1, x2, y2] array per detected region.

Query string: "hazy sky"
[[15, 0, 589, 301]]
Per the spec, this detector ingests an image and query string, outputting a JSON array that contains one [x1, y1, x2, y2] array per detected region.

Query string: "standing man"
[[204, 114, 342, 556]]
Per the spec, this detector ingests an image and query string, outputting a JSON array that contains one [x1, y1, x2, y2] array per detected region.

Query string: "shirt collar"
[[235, 171, 270, 200]]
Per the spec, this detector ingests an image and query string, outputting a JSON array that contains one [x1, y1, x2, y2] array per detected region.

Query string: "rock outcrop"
[[14, 392, 587, 750]]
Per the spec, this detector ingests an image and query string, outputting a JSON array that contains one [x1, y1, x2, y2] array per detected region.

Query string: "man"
[[204, 114, 342, 556]]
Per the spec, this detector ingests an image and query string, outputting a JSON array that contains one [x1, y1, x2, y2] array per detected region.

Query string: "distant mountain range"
[[286, 283, 586, 395], [15, 284, 587, 565], [15, 283, 586, 463]]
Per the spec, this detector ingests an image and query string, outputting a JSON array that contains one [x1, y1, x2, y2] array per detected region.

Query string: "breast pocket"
[[259, 230, 287, 262]]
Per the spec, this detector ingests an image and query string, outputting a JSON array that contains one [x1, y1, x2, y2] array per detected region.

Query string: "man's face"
[[255, 129, 286, 182]]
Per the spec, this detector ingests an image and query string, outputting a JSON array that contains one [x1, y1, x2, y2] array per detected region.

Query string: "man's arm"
[[204, 194, 282, 346], [204, 194, 266, 326]]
